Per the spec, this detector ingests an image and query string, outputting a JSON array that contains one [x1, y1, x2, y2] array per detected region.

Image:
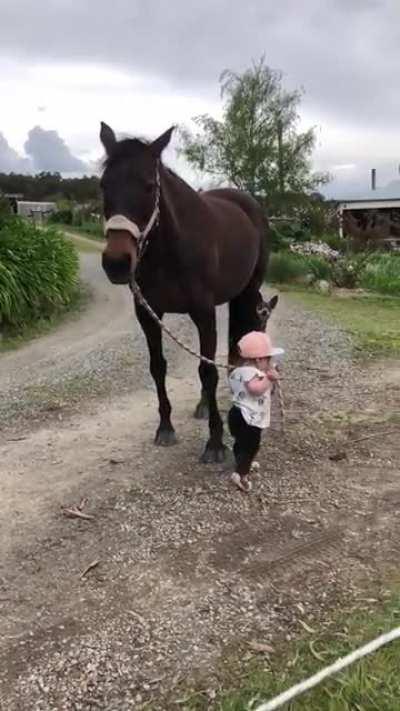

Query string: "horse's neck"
[[159, 166, 203, 232]]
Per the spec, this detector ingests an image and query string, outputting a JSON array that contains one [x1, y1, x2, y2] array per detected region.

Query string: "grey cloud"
[[0, 133, 32, 173], [24, 126, 88, 173], [1, 0, 399, 130]]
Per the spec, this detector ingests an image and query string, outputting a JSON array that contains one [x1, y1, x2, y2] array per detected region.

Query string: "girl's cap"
[[237, 331, 284, 359]]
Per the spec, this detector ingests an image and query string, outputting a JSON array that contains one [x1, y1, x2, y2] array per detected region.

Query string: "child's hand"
[[267, 366, 280, 382]]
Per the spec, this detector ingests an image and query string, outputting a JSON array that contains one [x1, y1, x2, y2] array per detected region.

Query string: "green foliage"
[[269, 221, 313, 250], [180, 57, 330, 204], [0, 171, 100, 202], [0, 216, 79, 334], [48, 199, 103, 239], [268, 248, 400, 297], [322, 232, 345, 252], [73, 221, 104, 240], [268, 251, 309, 283], [49, 207, 74, 225], [0, 196, 11, 218], [359, 253, 400, 295], [268, 251, 333, 284]]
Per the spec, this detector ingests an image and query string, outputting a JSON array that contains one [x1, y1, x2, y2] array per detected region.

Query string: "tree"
[[180, 57, 330, 213]]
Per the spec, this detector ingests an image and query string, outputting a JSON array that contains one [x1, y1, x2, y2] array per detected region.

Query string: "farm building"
[[1, 193, 24, 213], [1, 193, 57, 222], [16, 201, 57, 222], [335, 179, 400, 250]]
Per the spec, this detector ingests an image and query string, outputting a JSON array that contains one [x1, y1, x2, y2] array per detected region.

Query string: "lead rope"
[[131, 281, 286, 432]]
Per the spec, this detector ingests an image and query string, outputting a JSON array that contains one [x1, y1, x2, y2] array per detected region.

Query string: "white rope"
[[253, 625, 400, 711]]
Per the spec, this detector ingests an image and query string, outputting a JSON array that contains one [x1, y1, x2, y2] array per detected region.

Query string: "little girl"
[[228, 331, 284, 492]]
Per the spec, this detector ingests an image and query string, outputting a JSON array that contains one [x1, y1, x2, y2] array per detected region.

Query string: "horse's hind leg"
[[228, 284, 261, 365], [135, 300, 176, 446]]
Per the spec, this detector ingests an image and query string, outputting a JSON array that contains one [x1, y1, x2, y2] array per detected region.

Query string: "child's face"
[[255, 356, 271, 371]]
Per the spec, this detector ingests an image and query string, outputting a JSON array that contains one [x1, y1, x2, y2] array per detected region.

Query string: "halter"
[[103, 163, 161, 261]]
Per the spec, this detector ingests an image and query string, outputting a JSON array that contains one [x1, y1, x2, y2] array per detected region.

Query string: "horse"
[[99, 122, 276, 463]]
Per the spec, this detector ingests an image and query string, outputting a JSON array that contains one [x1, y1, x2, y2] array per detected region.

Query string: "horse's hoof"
[[200, 443, 227, 464], [154, 428, 177, 447], [193, 401, 209, 420]]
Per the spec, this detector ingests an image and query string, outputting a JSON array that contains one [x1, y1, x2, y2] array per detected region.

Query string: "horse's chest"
[[139, 267, 188, 314]]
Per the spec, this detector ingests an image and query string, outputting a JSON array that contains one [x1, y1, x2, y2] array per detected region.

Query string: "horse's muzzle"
[[102, 252, 133, 284]]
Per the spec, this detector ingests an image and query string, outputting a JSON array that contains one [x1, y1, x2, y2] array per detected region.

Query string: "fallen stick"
[[62, 507, 95, 521], [347, 429, 397, 446], [80, 560, 100, 579], [329, 428, 397, 460]]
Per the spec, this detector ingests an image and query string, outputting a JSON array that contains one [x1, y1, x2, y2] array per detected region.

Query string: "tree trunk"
[[277, 118, 284, 198]]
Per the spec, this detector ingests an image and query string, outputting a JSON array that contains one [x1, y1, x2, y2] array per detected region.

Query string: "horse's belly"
[[213, 247, 259, 305]]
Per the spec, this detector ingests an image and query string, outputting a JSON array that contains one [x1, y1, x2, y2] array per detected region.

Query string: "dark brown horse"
[[99, 122, 275, 463]]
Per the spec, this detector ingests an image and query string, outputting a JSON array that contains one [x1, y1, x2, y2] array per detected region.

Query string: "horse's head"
[[99, 122, 174, 285], [256, 294, 279, 330]]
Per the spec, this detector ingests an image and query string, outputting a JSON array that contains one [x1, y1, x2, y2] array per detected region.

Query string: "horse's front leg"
[[191, 308, 227, 463], [135, 300, 177, 446]]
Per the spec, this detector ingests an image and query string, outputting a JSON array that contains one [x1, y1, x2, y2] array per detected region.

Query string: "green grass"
[[284, 290, 400, 357], [55, 221, 104, 241], [63, 231, 103, 253], [183, 591, 400, 710], [360, 254, 400, 296]]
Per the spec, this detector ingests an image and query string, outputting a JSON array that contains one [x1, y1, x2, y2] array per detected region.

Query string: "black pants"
[[228, 406, 262, 477]]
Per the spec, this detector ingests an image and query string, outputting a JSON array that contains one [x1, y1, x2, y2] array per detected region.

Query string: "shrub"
[[268, 251, 333, 284], [0, 216, 79, 334], [268, 252, 309, 283], [305, 255, 333, 281], [269, 221, 312, 251], [322, 232, 346, 252], [77, 221, 104, 240], [359, 253, 400, 296], [49, 208, 74, 225]]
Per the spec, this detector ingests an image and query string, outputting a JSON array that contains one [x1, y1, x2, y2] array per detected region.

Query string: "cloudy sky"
[[1, 0, 399, 196]]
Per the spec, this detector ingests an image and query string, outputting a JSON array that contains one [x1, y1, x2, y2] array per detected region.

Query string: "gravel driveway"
[[1, 245, 399, 709]]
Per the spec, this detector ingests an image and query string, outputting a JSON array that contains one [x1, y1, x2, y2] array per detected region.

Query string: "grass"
[[55, 221, 104, 241], [360, 254, 400, 296], [63, 231, 103, 253], [182, 590, 400, 710], [284, 290, 400, 357]]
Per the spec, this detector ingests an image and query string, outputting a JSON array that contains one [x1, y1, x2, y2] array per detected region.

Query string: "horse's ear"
[[150, 126, 175, 157], [268, 294, 279, 311], [100, 121, 117, 155]]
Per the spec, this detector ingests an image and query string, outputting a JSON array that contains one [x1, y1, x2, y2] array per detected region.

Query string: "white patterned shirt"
[[229, 366, 272, 429]]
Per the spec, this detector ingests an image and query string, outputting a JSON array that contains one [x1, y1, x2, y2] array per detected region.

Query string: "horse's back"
[[201, 188, 266, 232]]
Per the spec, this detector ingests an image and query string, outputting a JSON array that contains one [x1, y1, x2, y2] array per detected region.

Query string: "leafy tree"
[[180, 57, 330, 213]]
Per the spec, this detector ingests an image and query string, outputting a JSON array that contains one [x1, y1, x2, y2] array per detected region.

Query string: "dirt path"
[[0, 252, 399, 710]]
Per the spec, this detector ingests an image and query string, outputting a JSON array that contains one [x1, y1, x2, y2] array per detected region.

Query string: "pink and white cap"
[[237, 331, 284, 360]]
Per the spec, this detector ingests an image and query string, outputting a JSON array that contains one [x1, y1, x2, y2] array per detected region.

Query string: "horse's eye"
[[145, 181, 155, 194]]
